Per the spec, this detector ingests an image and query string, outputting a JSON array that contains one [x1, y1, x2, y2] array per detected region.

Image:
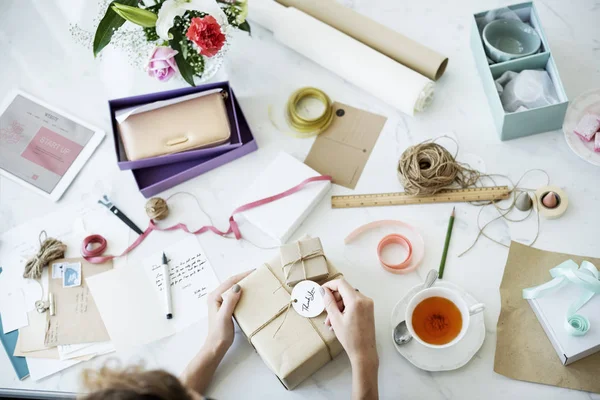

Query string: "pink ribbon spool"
[[345, 220, 424, 274], [376, 233, 415, 274]]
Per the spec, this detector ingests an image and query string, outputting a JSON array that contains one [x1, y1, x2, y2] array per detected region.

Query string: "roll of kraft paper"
[[276, 0, 448, 81], [250, 0, 434, 116]]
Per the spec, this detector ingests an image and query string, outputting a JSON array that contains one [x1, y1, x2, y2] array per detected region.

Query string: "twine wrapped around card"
[[23, 231, 67, 280]]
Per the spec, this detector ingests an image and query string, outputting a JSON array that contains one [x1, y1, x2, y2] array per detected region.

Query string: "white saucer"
[[390, 280, 486, 371], [563, 88, 600, 167]]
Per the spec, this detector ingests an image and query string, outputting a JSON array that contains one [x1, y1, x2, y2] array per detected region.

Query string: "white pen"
[[161, 252, 173, 320]]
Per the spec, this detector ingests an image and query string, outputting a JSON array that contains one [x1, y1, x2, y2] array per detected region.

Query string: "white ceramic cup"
[[405, 287, 485, 349]]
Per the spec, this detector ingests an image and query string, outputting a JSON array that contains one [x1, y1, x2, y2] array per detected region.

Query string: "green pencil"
[[438, 207, 455, 279]]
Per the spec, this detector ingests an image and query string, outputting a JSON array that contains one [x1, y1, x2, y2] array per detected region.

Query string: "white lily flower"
[[156, 0, 227, 41]]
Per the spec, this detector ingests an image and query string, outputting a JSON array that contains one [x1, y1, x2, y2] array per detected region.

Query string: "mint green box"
[[471, 2, 568, 141]]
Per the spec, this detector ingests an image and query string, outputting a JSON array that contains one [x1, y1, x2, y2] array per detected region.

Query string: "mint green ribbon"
[[523, 259, 600, 336]]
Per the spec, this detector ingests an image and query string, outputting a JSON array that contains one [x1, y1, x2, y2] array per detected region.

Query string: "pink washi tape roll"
[[345, 220, 425, 274]]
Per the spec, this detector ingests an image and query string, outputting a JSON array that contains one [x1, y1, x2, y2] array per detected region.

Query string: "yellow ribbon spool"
[[274, 87, 335, 138]]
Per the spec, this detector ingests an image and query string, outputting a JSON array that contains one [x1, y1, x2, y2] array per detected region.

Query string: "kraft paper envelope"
[[233, 255, 345, 390], [495, 242, 600, 393], [304, 102, 387, 190], [14, 333, 59, 359], [44, 258, 112, 347], [17, 310, 50, 353]]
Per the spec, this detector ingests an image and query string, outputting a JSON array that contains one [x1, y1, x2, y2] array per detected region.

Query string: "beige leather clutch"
[[118, 92, 231, 161]]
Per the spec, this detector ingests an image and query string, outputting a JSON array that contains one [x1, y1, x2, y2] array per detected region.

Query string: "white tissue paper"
[[495, 70, 559, 113]]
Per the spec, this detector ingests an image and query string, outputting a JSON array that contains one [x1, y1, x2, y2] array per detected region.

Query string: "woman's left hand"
[[205, 270, 253, 354]]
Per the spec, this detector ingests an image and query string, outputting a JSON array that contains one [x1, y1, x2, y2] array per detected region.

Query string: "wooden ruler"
[[331, 186, 511, 209]]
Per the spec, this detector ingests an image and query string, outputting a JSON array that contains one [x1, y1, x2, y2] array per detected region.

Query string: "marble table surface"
[[1, 0, 599, 398]]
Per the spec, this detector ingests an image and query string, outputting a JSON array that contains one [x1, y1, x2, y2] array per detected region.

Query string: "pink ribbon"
[[344, 220, 424, 274], [377, 234, 414, 273], [82, 175, 332, 264]]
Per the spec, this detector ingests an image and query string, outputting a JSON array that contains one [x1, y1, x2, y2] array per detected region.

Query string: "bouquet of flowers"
[[93, 0, 250, 86]]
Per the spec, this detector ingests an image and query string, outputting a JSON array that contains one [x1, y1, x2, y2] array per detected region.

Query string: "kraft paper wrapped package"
[[233, 255, 344, 390], [280, 237, 329, 287], [276, 0, 448, 80]]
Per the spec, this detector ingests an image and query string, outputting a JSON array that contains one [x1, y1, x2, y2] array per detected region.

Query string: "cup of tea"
[[405, 287, 485, 349]]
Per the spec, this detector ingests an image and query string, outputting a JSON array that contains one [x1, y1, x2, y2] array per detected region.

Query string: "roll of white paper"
[[250, 0, 434, 116]]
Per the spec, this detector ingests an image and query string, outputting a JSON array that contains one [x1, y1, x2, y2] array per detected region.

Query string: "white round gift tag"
[[291, 280, 325, 318]]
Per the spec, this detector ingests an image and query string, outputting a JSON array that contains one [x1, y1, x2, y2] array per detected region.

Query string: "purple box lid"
[[132, 90, 258, 198], [109, 81, 242, 170]]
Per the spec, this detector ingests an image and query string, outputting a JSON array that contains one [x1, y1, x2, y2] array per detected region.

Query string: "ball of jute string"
[[145, 197, 169, 220], [23, 231, 67, 280], [397, 141, 481, 196]]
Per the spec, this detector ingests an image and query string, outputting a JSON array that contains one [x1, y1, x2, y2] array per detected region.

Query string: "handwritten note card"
[[88, 236, 220, 352], [143, 236, 219, 332]]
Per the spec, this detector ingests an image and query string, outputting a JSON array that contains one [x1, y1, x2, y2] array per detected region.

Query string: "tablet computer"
[[0, 90, 104, 201]]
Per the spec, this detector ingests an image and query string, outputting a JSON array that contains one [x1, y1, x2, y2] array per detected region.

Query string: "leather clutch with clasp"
[[118, 91, 231, 161]]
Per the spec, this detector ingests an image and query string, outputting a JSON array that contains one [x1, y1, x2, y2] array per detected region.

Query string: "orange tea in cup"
[[411, 296, 462, 345]]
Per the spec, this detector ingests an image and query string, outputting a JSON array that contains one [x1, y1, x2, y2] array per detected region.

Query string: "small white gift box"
[[525, 260, 600, 365]]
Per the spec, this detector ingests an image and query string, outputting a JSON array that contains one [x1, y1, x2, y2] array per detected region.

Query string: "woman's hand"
[[321, 279, 379, 400], [205, 270, 254, 354], [182, 269, 253, 396]]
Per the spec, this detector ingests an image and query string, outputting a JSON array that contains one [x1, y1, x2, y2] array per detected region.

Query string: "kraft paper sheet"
[[304, 102, 387, 189], [277, 0, 448, 80], [495, 242, 600, 393], [233, 255, 344, 390]]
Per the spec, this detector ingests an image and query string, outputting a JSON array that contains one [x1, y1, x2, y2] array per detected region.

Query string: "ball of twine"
[[145, 197, 169, 220], [23, 231, 67, 280], [397, 141, 481, 196]]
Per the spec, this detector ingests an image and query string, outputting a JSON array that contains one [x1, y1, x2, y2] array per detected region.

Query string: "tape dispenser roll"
[[535, 185, 568, 219]]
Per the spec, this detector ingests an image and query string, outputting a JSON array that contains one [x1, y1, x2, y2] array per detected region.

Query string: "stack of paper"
[[0, 208, 129, 381]]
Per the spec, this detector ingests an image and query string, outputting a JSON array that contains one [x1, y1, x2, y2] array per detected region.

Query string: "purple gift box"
[[132, 90, 258, 198], [108, 81, 242, 170]]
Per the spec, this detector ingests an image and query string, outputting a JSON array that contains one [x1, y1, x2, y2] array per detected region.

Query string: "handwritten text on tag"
[[291, 280, 325, 318]]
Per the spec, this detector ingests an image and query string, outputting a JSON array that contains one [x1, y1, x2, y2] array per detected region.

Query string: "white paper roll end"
[[414, 82, 435, 113]]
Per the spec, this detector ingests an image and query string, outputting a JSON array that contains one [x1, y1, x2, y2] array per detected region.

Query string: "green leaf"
[[238, 21, 251, 35], [112, 3, 157, 28], [93, 0, 139, 57], [169, 30, 196, 87]]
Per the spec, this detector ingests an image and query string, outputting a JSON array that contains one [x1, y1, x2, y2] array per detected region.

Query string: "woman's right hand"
[[321, 279, 378, 369]]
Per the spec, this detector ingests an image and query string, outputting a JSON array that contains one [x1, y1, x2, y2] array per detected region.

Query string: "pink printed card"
[[21, 127, 84, 176]]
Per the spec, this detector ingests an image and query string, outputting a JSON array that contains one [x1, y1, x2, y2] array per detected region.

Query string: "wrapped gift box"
[[233, 254, 344, 389], [280, 237, 329, 287], [237, 152, 331, 244], [527, 263, 600, 365], [470, 2, 568, 140], [108, 81, 242, 170]]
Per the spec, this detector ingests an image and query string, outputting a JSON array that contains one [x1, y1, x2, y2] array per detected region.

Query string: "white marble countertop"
[[1, 0, 599, 398]]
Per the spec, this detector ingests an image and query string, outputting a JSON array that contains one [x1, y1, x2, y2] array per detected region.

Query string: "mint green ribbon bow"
[[523, 259, 600, 336]]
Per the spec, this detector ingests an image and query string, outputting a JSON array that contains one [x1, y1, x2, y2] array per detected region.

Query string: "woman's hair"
[[79, 364, 195, 400]]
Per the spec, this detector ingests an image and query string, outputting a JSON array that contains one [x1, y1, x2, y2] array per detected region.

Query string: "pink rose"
[[147, 46, 178, 82]]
